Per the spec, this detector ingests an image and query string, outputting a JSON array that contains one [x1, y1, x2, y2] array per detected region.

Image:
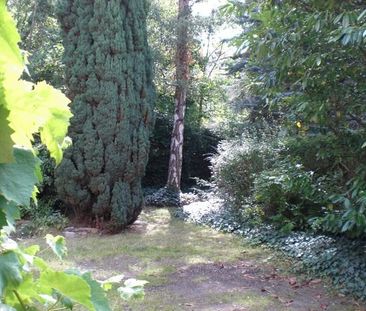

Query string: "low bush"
[[285, 133, 366, 238], [253, 160, 327, 232], [311, 168, 366, 238], [210, 126, 366, 237], [210, 123, 282, 207], [19, 199, 69, 237]]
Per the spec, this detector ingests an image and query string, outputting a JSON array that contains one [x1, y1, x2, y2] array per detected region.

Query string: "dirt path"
[[26, 208, 364, 311]]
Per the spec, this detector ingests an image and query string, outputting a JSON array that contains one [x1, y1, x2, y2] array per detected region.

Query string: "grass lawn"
[[21, 208, 364, 311]]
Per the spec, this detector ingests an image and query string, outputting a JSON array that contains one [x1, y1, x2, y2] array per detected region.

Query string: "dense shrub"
[[220, 0, 366, 239], [311, 169, 366, 238], [285, 132, 366, 182], [284, 132, 366, 237], [253, 160, 326, 232], [210, 125, 366, 237], [210, 124, 282, 207]]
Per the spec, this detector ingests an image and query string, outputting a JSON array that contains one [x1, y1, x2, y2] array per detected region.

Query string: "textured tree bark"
[[166, 0, 190, 191]]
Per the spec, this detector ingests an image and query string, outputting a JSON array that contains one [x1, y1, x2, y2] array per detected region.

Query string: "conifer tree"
[[55, 0, 154, 229]]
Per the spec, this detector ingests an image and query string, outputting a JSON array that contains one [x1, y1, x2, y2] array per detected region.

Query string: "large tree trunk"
[[55, 0, 154, 230], [166, 0, 190, 191]]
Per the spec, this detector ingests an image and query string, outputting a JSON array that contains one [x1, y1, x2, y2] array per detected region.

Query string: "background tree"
[[166, 0, 191, 191], [55, 0, 154, 230], [7, 0, 64, 87]]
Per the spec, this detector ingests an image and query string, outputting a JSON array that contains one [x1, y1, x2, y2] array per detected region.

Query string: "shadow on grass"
[[20, 208, 363, 311]]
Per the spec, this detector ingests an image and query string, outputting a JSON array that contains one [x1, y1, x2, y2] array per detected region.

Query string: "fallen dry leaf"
[[289, 277, 297, 286], [309, 279, 322, 286]]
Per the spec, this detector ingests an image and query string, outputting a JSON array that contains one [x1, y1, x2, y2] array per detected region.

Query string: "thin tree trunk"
[[166, 0, 190, 191]]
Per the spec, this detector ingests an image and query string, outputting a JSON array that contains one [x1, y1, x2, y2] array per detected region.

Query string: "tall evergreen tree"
[[55, 0, 154, 229]]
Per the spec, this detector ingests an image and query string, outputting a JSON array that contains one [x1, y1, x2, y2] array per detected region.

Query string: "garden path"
[[27, 208, 364, 311]]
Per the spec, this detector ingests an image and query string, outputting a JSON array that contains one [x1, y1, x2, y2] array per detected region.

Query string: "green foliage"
[[8, 0, 64, 87], [210, 124, 281, 206], [55, 0, 155, 229], [118, 279, 149, 301], [230, 0, 366, 130], [0, 0, 70, 223], [15, 138, 68, 236], [284, 133, 366, 237], [253, 160, 325, 232], [0, 148, 39, 208], [0, 6, 71, 164], [45, 234, 67, 260], [0, 236, 146, 310], [311, 170, 366, 238], [285, 132, 366, 180], [221, 0, 366, 238], [19, 211, 68, 237]]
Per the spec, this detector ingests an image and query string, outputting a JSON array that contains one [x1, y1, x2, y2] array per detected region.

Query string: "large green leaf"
[[0, 1, 71, 163], [0, 196, 19, 230], [36, 82, 73, 164], [82, 273, 111, 311], [4, 80, 71, 149], [38, 270, 94, 310], [5, 274, 38, 307], [0, 0, 23, 76], [0, 148, 38, 206], [0, 102, 14, 164], [4, 80, 72, 163], [0, 251, 23, 297]]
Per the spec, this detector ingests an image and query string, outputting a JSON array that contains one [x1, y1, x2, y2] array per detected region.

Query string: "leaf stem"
[[13, 290, 27, 311], [47, 295, 61, 311]]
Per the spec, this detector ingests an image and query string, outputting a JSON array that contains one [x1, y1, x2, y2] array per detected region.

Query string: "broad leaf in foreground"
[[0, 251, 22, 297], [0, 148, 38, 206], [38, 270, 93, 310]]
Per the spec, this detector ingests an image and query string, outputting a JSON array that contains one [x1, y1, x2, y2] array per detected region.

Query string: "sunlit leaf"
[[118, 278, 148, 301], [45, 234, 67, 260], [0, 0, 23, 77], [124, 279, 149, 288], [0, 105, 14, 163], [38, 270, 93, 310]]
